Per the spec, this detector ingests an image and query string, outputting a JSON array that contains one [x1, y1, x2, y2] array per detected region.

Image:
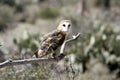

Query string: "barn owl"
[[33, 20, 71, 58]]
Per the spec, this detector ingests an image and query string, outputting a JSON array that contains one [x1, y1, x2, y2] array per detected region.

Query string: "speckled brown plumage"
[[34, 30, 66, 58]]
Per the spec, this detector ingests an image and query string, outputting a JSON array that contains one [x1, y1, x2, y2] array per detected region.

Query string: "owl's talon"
[[54, 53, 65, 61]]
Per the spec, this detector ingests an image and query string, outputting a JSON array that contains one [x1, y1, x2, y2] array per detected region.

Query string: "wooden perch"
[[0, 33, 81, 68]]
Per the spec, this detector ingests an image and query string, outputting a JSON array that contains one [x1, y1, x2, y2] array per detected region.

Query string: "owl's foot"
[[33, 50, 38, 58], [54, 53, 66, 61], [52, 53, 57, 58]]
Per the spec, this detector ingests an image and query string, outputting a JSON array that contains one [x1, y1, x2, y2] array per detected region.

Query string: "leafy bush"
[[0, 0, 16, 7], [0, 64, 50, 80], [0, 6, 14, 32], [66, 23, 120, 77], [0, 20, 8, 32], [39, 6, 60, 19], [13, 31, 42, 58], [15, 4, 24, 13]]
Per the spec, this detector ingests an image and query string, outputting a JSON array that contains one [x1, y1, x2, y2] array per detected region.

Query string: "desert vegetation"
[[0, 0, 120, 80]]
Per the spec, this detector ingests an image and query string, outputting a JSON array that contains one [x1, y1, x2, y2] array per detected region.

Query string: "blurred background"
[[0, 0, 120, 80]]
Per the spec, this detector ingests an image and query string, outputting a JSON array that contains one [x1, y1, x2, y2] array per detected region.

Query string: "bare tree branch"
[[0, 33, 81, 68], [0, 58, 62, 68], [60, 33, 81, 53]]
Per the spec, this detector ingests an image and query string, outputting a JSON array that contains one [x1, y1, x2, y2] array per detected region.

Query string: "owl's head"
[[57, 20, 71, 34]]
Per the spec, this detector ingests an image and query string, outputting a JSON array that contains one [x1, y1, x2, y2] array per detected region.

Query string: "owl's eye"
[[68, 24, 70, 28], [63, 24, 66, 27]]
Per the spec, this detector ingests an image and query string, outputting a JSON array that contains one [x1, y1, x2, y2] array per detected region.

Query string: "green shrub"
[[0, 20, 7, 32], [15, 4, 24, 13], [13, 31, 42, 57], [39, 6, 60, 19], [0, 6, 14, 32], [66, 23, 120, 76], [0, 0, 16, 7]]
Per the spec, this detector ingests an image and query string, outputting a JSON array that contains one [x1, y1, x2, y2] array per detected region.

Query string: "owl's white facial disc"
[[58, 20, 71, 33]]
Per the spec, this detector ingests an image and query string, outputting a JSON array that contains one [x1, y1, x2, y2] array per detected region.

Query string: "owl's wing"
[[40, 29, 58, 45], [33, 29, 59, 58], [42, 29, 58, 41]]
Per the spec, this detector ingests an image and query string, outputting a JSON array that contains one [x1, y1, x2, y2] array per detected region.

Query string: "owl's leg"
[[49, 51, 56, 58], [52, 52, 56, 58], [33, 50, 38, 58], [54, 53, 65, 61]]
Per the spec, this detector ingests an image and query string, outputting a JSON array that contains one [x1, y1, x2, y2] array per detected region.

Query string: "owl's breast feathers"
[[34, 30, 66, 58]]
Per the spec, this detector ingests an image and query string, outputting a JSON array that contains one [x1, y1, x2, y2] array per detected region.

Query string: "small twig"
[[0, 33, 81, 68], [60, 33, 81, 53]]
